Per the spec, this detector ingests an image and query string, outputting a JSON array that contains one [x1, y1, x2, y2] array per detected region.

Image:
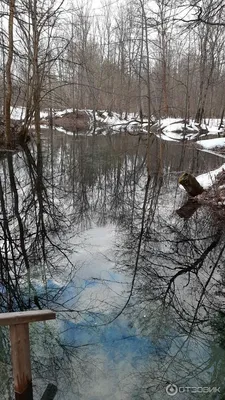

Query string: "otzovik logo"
[[166, 384, 178, 396], [166, 384, 220, 395]]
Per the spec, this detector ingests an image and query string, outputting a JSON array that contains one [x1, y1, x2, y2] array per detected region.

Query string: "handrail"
[[0, 309, 56, 400]]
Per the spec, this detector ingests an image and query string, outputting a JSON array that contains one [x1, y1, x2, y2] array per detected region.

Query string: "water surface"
[[0, 130, 225, 399]]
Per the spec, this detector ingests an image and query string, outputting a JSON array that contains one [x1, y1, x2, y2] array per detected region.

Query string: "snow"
[[156, 133, 178, 142], [196, 164, 225, 189], [156, 118, 225, 141], [208, 126, 224, 134], [40, 111, 49, 119], [54, 126, 81, 136], [30, 124, 49, 130], [7, 106, 50, 121], [159, 118, 183, 129], [10, 106, 26, 120], [54, 125, 93, 137], [157, 118, 200, 141], [93, 111, 121, 125], [6, 108, 225, 143], [104, 114, 121, 125], [54, 108, 73, 117], [197, 138, 225, 150], [179, 163, 225, 192], [54, 126, 70, 134], [163, 122, 184, 133], [198, 148, 225, 160]]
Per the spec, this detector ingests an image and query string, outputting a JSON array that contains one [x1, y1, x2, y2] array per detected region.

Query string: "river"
[[0, 129, 225, 399]]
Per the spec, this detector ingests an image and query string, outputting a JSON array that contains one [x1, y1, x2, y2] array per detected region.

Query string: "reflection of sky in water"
[[28, 224, 225, 399], [32, 225, 225, 400], [34, 221, 169, 375], [59, 317, 169, 363], [31, 225, 172, 399], [1, 221, 223, 398]]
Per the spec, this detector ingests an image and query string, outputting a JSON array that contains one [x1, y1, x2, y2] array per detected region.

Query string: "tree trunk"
[[179, 172, 204, 197], [5, 0, 15, 146]]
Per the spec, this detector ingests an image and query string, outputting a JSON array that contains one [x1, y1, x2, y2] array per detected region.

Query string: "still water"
[[0, 130, 225, 399]]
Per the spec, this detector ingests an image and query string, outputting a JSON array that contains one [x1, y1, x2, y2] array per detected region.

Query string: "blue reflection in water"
[[43, 278, 170, 363], [59, 316, 170, 365], [14, 278, 170, 370]]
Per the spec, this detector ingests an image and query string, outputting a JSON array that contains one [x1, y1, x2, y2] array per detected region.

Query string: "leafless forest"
[[0, 1, 225, 398], [1, 0, 225, 132]]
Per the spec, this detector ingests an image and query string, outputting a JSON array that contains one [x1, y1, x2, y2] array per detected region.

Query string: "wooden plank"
[[0, 310, 56, 326], [10, 323, 33, 400], [41, 383, 58, 400]]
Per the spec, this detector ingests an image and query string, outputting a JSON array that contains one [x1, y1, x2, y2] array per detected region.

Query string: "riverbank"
[[4, 107, 225, 156]]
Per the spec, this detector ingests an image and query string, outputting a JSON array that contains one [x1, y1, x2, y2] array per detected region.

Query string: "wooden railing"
[[0, 310, 57, 400]]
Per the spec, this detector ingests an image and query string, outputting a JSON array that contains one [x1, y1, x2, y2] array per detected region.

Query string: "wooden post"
[[0, 310, 56, 400], [10, 323, 33, 400]]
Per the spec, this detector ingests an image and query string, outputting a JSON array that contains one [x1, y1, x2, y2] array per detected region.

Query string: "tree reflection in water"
[[0, 130, 224, 399], [116, 159, 225, 398]]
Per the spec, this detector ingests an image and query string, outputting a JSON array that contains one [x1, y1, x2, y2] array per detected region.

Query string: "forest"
[[0, 1, 225, 399], [1, 0, 225, 141]]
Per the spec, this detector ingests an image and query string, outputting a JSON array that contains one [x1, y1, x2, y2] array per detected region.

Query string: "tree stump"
[[178, 172, 204, 197]]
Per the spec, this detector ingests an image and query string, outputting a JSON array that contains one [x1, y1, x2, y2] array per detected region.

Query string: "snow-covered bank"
[[7, 108, 225, 150], [154, 118, 225, 158], [153, 118, 224, 141], [178, 164, 225, 215], [196, 164, 225, 189], [9, 106, 49, 121], [91, 110, 148, 133], [10, 107, 147, 135], [197, 138, 225, 150]]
